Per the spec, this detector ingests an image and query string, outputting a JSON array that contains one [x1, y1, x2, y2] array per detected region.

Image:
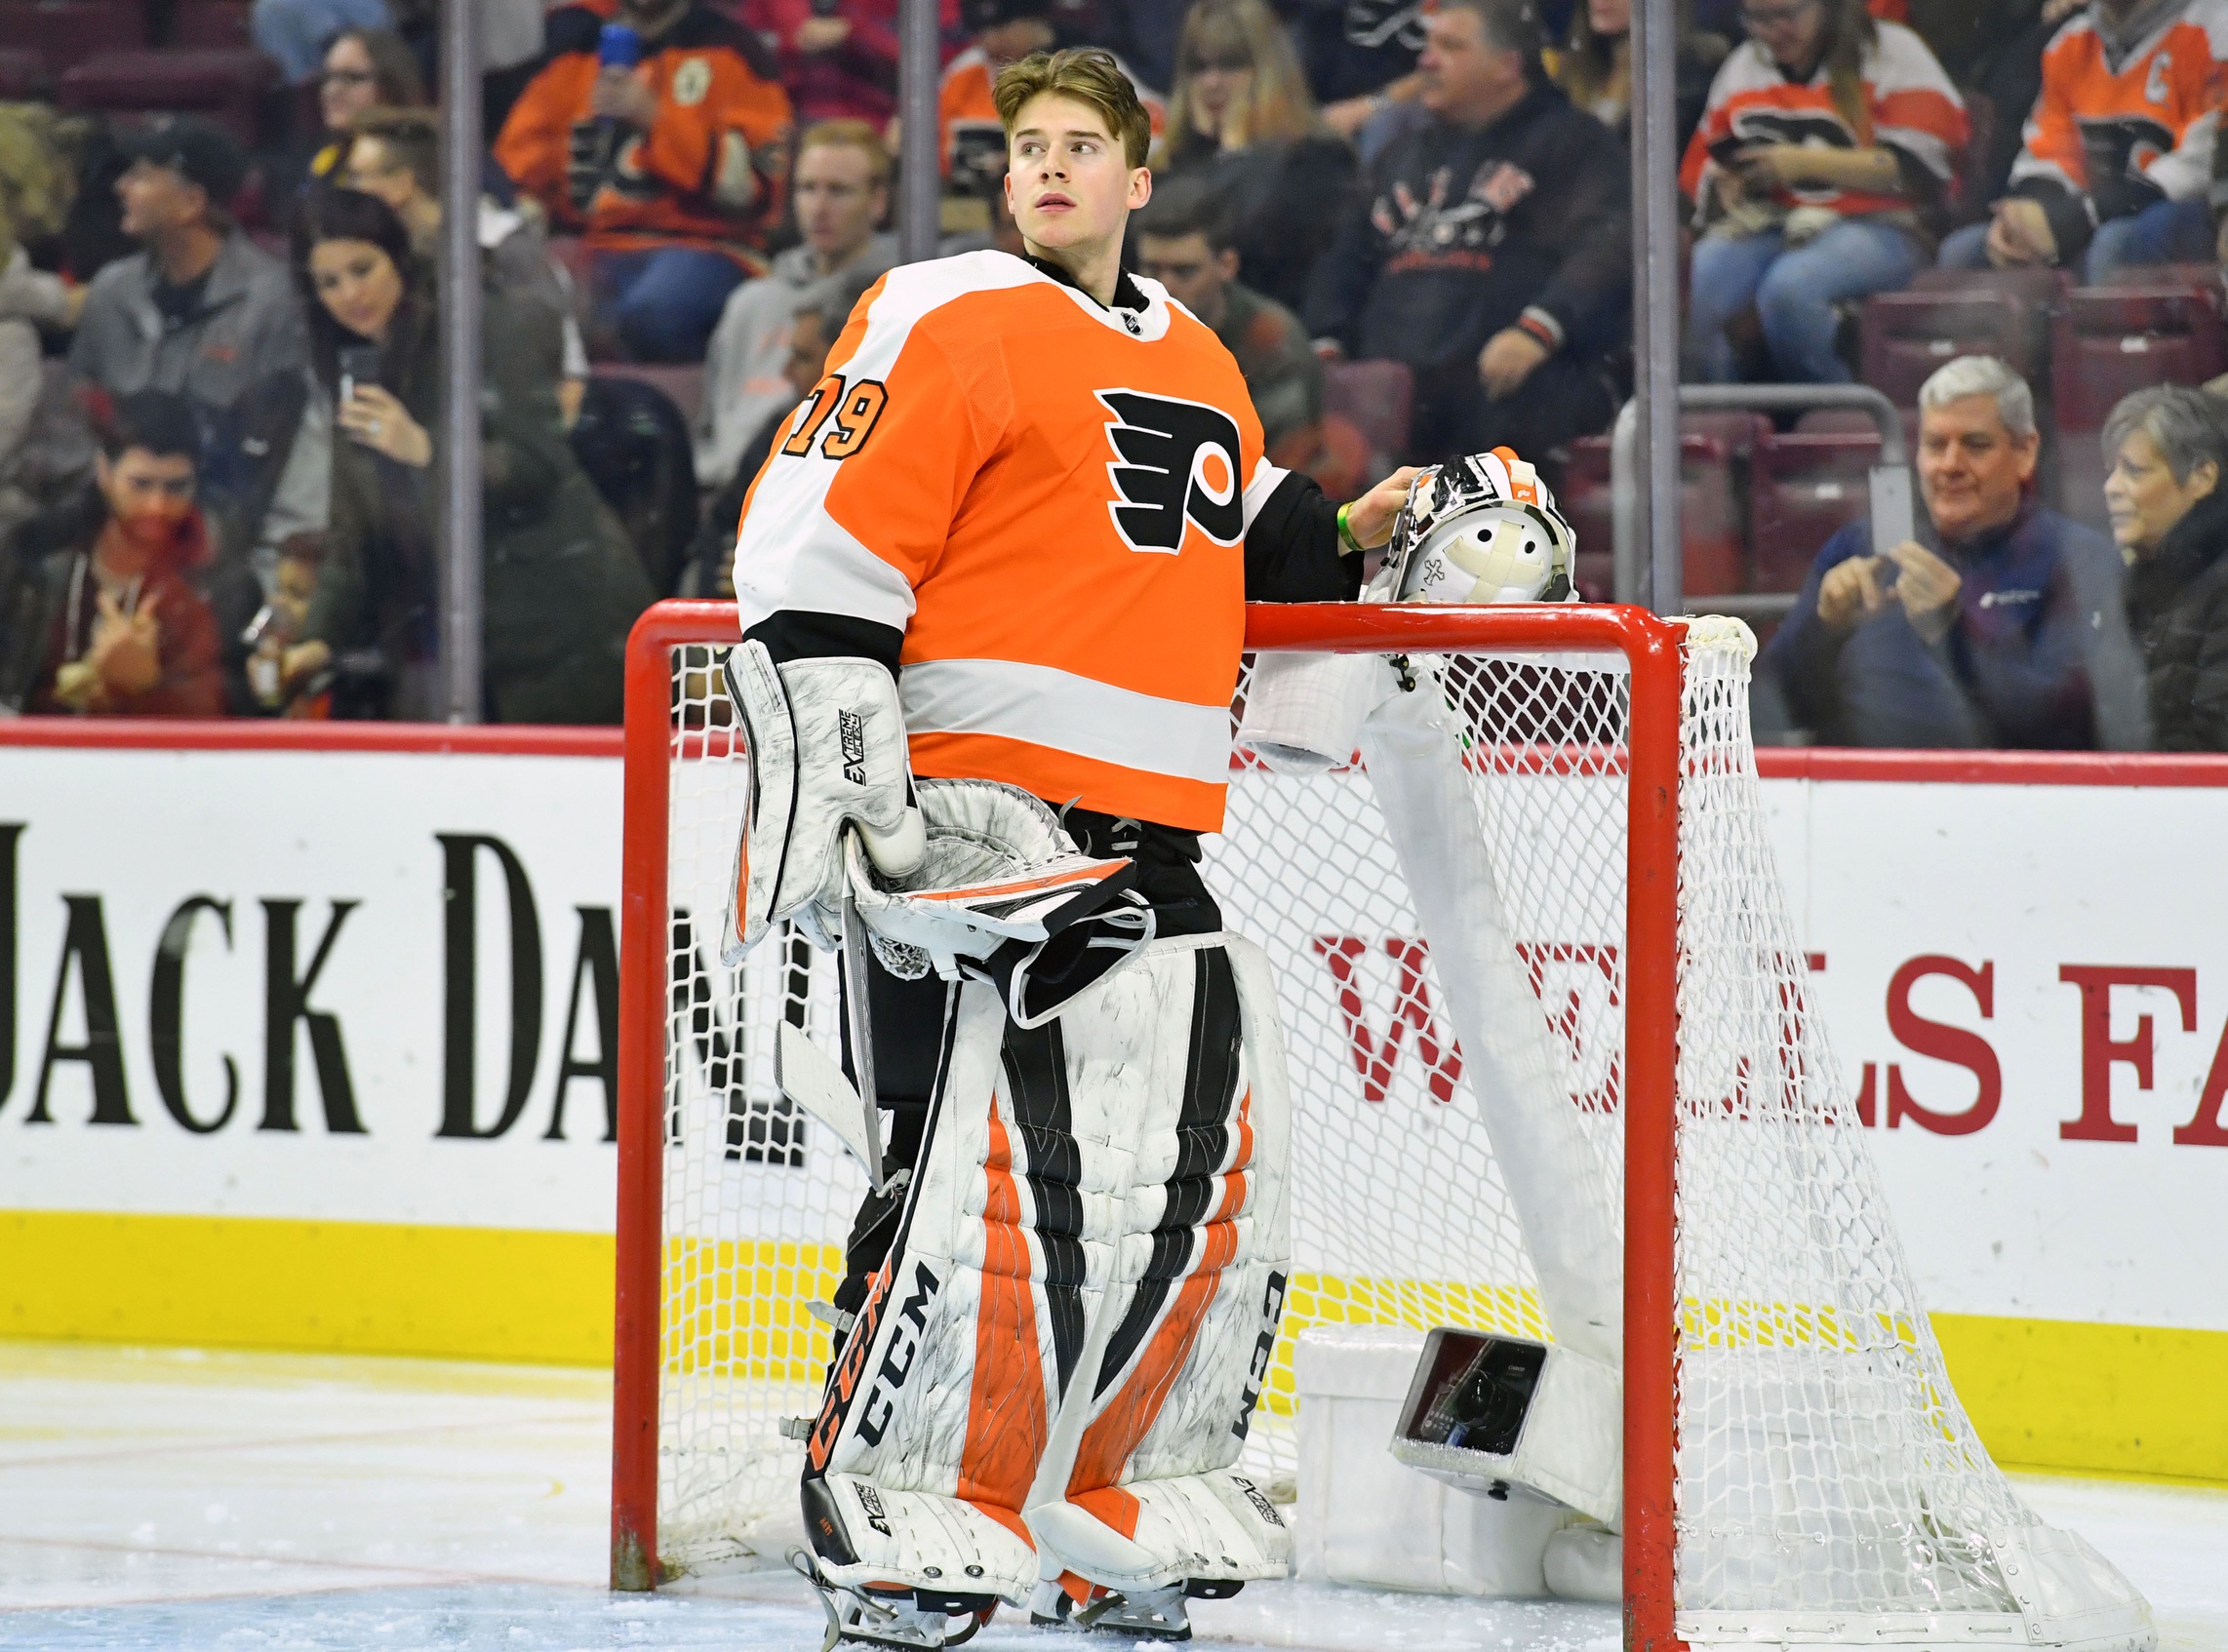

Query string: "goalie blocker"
[[784, 781, 1295, 1645]]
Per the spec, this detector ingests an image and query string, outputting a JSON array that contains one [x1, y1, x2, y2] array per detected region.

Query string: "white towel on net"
[[1233, 650, 1397, 774]]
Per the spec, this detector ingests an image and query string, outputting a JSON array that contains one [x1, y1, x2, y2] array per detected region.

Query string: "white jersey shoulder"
[[940, 42, 989, 89], [1868, 20, 1960, 96]]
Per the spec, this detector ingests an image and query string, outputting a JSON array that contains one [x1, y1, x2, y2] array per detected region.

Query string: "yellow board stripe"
[[4, 1210, 2224, 1484]]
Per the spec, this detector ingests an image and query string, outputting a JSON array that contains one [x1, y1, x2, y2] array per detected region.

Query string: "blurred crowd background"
[[0, 0, 2223, 751]]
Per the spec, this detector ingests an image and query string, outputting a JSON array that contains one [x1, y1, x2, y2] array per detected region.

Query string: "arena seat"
[[2051, 281, 2227, 525], [1321, 359, 1412, 480], [0, 1, 145, 78], [1559, 422, 1746, 602], [60, 49, 278, 146], [1860, 267, 2060, 410], [170, 1, 254, 48], [2052, 282, 2227, 428], [1751, 428, 1880, 592]]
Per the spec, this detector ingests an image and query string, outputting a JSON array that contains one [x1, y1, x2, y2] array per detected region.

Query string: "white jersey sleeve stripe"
[[899, 658, 1234, 787]]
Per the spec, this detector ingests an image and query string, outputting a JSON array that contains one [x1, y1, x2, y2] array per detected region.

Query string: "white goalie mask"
[[1383, 448, 1577, 605]]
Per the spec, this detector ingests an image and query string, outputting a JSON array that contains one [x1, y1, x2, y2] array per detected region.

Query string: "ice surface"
[[0, 1342, 2216, 1652]]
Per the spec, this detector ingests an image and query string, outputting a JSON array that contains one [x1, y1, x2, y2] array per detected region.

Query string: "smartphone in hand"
[[338, 344, 381, 407]]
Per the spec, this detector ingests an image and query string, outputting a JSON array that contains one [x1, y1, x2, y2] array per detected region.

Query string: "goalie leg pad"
[[1023, 934, 1294, 1591], [801, 978, 1094, 1604], [800, 934, 1293, 1604]]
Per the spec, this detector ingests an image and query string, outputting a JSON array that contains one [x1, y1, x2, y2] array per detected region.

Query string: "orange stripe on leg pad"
[[956, 1108, 1053, 1514]]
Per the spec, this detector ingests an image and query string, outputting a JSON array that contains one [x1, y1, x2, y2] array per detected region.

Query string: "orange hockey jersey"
[[732, 252, 1326, 832], [2009, 0, 2228, 239], [1680, 21, 1968, 218], [938, 45, 1164, 181], [495, 2, 793, 260]]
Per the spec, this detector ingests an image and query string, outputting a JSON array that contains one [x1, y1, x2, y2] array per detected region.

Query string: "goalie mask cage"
[[612, 599, 2152, 1651]]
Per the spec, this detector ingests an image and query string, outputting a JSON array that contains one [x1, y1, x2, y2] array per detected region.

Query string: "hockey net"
[[613, 600, 2149, 1647]]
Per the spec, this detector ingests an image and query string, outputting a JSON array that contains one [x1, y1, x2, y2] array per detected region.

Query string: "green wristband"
[[1335, 501, 1365, 555]]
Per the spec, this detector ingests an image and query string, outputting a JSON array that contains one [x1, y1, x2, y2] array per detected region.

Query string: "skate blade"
[[788, 1548, 991, 1650]]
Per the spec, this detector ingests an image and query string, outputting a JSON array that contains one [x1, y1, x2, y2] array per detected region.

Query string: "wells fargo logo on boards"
[[1307, 931, 2228, 1146]]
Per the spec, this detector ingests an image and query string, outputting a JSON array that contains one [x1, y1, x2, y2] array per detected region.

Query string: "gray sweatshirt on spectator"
[[70, 232, 306, 413], [694, 234, 896, 488]]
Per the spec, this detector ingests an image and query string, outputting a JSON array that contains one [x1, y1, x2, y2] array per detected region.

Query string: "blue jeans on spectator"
[[251, 0, 392, 84], [1939, 196, 2213, 283], [1688, 217, 1920, 383], [593, 248, 748, 364]]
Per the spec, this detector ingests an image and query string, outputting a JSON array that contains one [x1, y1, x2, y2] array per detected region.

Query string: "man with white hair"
[[1756, 354, 2146, 749]]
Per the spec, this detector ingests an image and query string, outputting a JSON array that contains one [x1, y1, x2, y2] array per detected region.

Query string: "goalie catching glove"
[[724, 640, 927, 960]]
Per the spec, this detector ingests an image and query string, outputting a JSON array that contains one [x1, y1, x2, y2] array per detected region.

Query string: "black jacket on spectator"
[[1304, 81, 1629, 458], [2126, 490, 2228, 751], [304, 294, 653, 724], [1157, 129, 1359, 315]]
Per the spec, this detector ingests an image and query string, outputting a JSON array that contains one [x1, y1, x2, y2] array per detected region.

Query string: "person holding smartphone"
[[283, 186, 652, 723]]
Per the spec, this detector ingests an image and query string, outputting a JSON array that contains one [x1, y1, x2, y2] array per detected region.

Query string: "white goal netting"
[[642, 619, 2150, 1646]]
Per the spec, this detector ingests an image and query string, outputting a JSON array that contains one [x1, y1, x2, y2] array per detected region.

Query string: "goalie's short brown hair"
[[992, 48, 1153, 171]]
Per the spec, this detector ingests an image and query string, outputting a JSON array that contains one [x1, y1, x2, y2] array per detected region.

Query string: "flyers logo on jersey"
[[1096, 389, 1245, 554]]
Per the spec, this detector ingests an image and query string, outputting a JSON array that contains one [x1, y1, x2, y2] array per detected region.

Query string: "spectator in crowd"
[[243, 532, 338, 714], [304, 27, 428, 189], [2107, 386, 2228, 749], [252, 0, 397, 86], [696, 120, 895, 491], [683, 260, 882, 599], [1682, 0, 1966, 384], [497, 0, 796, 365], [1094, 0, 1191, 95], [342, 106, 590, 425], [1941, 0, 2225, 282], [746, 0, 956, 129], [282, 188, 652, 723], [941, 0, 1162, 195], [1152, 0, 1358, 313], [1134, 177, 1324, 468], [1956, 0, 2083, 213], [1305, 0, 1632, 463], [69, 118, 314, 563], [1755, 356, 2144, 749], [1301, 0, 1427, 138], [0, 109, 94, 537], [0, 389, 224, 718], [936, 161, 1030, 256], [1554, 0, 1727, 152]]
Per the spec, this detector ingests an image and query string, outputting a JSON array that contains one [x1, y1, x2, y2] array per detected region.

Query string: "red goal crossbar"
[[610, 599, 1690, 1651]]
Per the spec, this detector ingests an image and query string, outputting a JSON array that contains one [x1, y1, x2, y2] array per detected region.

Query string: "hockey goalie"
[[718, 45, 1433, 1648]]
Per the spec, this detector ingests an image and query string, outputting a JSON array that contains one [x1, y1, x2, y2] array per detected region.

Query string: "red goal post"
[[609, 599, 1688, 1640]]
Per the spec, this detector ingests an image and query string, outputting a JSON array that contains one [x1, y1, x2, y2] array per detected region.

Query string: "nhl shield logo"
[[1095, 389, 1246, 554]]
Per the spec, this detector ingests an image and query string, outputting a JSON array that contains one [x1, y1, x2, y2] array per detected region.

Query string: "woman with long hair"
[[1554, 0, 1725, 152], [281, 187, 650, 723], [1151, 0, 1356, 313], [1680, 0, 1966, 383]]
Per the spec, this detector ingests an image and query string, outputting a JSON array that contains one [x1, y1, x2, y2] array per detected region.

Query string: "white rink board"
[[2, 741, 2225, 1337]]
